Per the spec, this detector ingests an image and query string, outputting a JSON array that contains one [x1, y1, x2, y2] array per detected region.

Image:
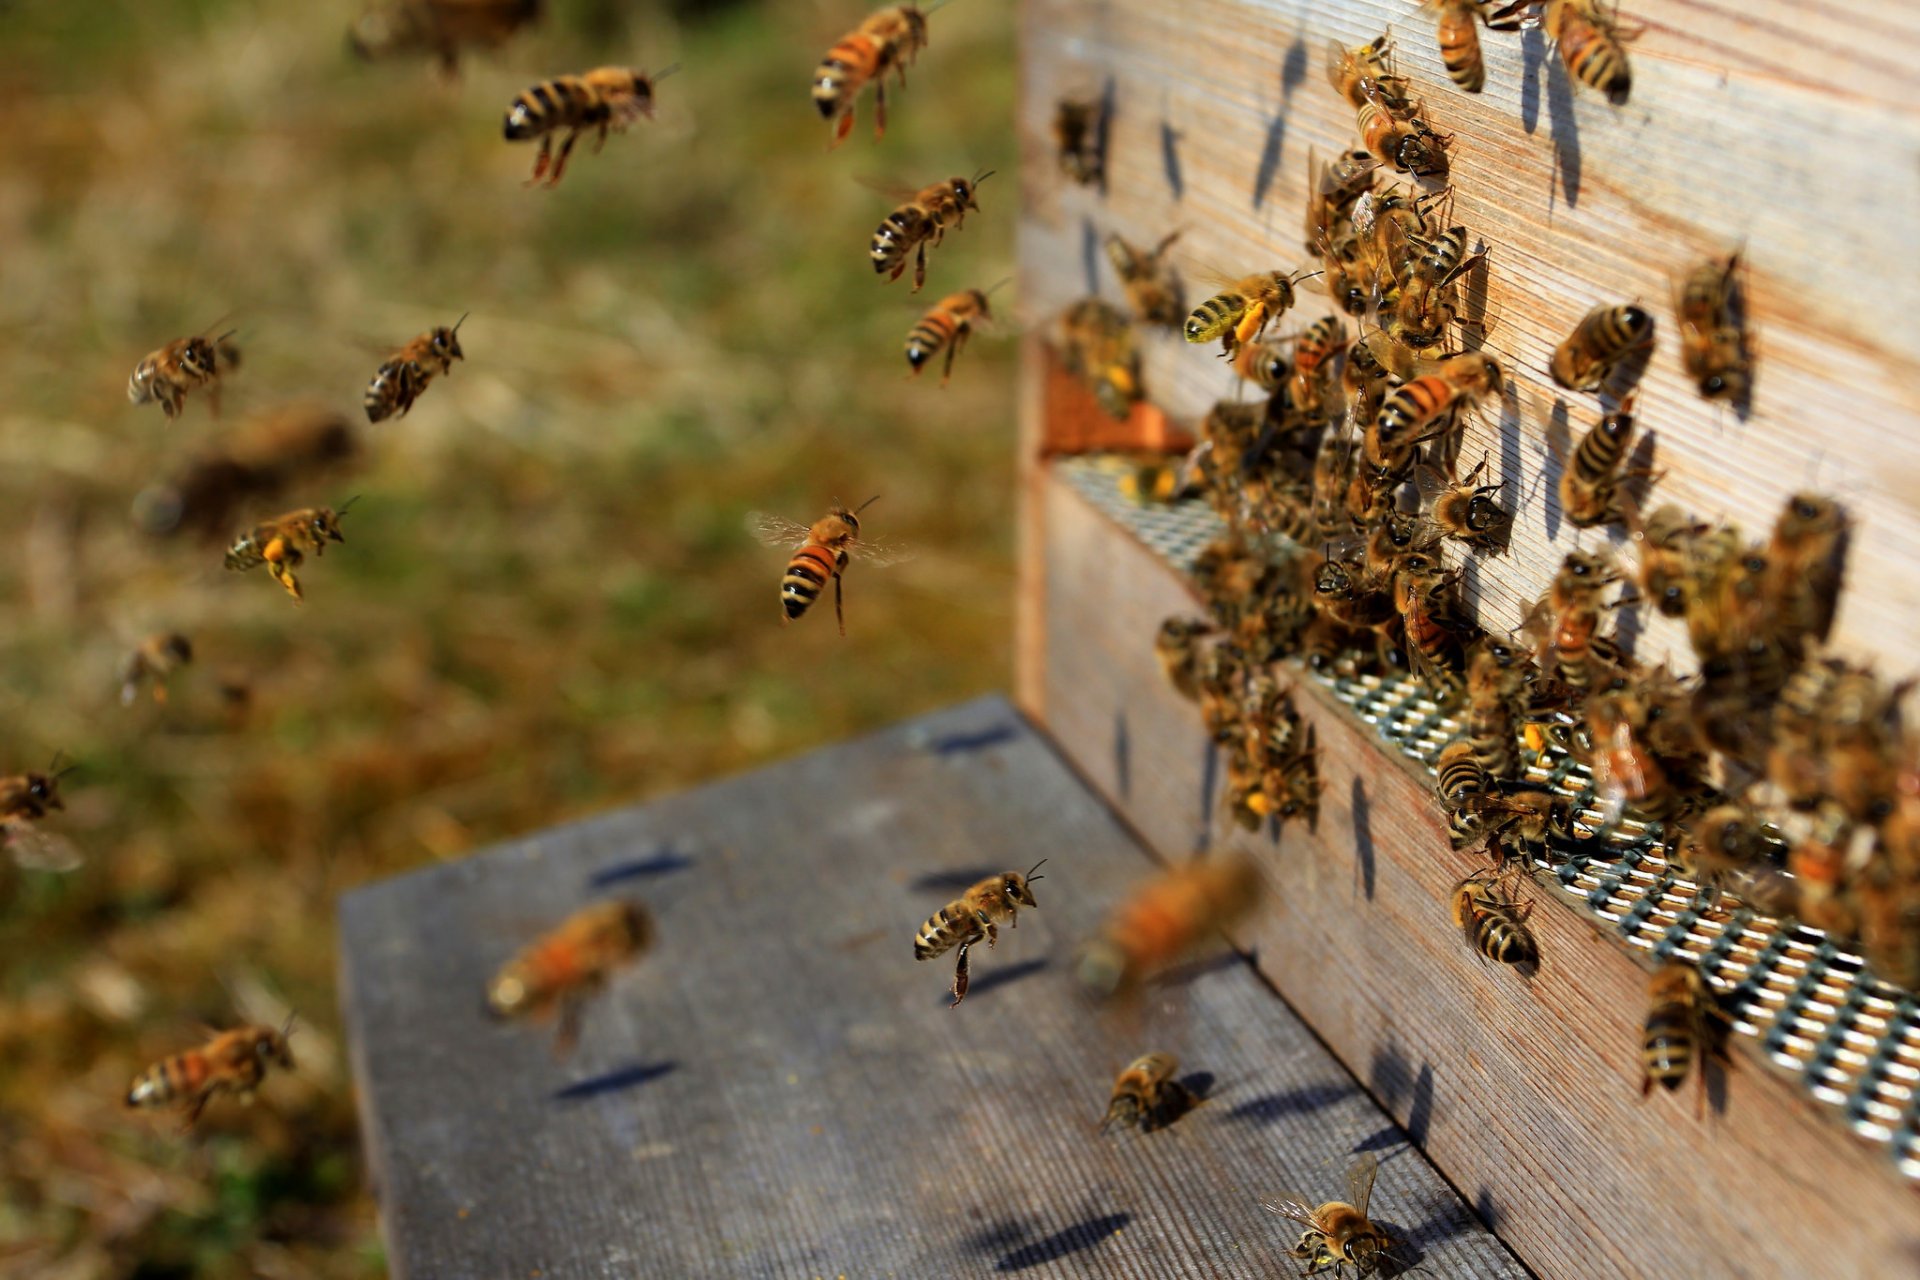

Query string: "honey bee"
[[1074, 854, 1262, 999], [223, 501, 358, 603], [1156, 617, 1216, 700], [1588, 688, 1690, 823], [1184, 271, 1310, 359], [1664, 803, 1794, 913], [1233, 339, 1292, 392], [1558, 396, 1647, 529], [1239, 715, 1322, 831], [905, 287, 995, 385], [364, 315, 466, 423], [1435, 740, 1495, 848], [120, 632, 193, 706], [126, 1018, 296, 1127], [1788, 802, 1864, 941], [1641, 962, 1721, 1112], [1549, 303, 1654, 392], [1105, 230, 1184, 328], [1289, 316, 1349, 417], [813, 4, 930, 147], [487, 899, 654, 1057], [1264, 1153, 1394, 1278], [1394, 555, 1468, 698], [1451, 868, 1538, 966], [1625, 499, 1702, 617], [1057, 299, 1142, 419], [1304, 148, 1377, 257], [1674, 252, 1751, 404], [1463, 636, 1532, 780], [1522, 551, 1621, 692], [504, 64, 671, 188], [869, 171, 991, 291], [1053, 96, 1106, 186], [1100, 1052, 1198, 1134], [1356, 96, 1451, 178], [750, 497, 902, 636], [1415, 454, 1512, 551], [1364, 338, 1502, 474], [914, 862, 1045, 1008], [347, 0, 541, 74], [1765, 491, 1848, 649], [1391, 224, 1479, 350], [0, 758, 79, 872], [1768, 658, 1845, 811], [1425, 0, 1488, 92], [133, 403, 360, 540], [128, 326, 240, 421], [1458, 782, 1572, 869], [1544, 0, 1636, 102], [1312, 550, 1398, 631], [1325, 35, 1410, 112]]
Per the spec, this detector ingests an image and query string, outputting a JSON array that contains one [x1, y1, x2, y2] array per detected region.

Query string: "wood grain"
[[338, 696, 1525, 1280], [1015, 0, 1920, 679], [1033, 470, 1920, 1279]]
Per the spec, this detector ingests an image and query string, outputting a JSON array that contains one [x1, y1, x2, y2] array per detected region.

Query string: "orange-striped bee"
[[223, 500, 357, 603], [914, 862, 1045, 1008], [1074, 854, 1263, 999], [905, 287, 993, 384], [364, 315, 466, 423], [1184, 271, 1310, 358], [750, 497, 900, 636], [347, 0, 541, 75], [1549, 303, 1653, 392], [504, 65, 670, 188], [1424, 0, 1488, 92], [1264, 1153, 1395, 1277], [1289, 315, 1349, 416], [126, 1018, 296, 1126], [1451, 869, 1538, 965], [1101, 1052, 1198, 1134], [1106, 230, 1184, 328], [1675, 253, 1750, 403], [868, 171, 990, 291], [812, 4, 931, 147], [1462, 636, 1531, 781], [1365, 337, 1502, 473], [487, 899, 654, 1057], [120, 632, 193, 707], [1545, 0, 1636, 102], [1558, 396, 1645, 529], [129, 327, 240, 421], [1053, 96, 1106, 187], [1641, 962, 1720, 1113], [1395, 558, 1469, 698]]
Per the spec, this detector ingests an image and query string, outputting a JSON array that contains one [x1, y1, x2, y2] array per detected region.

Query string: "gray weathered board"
[[338, 696, 1526, 1280]]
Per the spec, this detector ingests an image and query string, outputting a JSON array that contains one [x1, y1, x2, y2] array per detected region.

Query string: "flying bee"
[[1100, 1052, 1198, 1134], [224, 500, 357, 603], [750, 496, 905, 637], [1451, 868, 1538, 966], [364, 315, 466, 422], [1545, 0, 1636, 101], [1424, 0, 1488, 91], [0, 757, 80, 873], [1674, 252, 1751, 404], [1549, 303, 1654, 392], [120, 632, 193, 707], [1415, 454, 1512, 551], [347, 0, 541, 75], [1364, 337, 1502, 474], [1641, 962, 1723, 1114], [1184, 270, 1311, 359], [1075, 854, 1263, 999], [129, 326, 240, 421], [503, 64, 671, 188], [126, 1018, 296, 1127], [1233, 339, 1292, 392], [1765, 491, 1847, 648], [914, 861, 1045, 1008], [487, 899, 653, 1057], [134, 403, 361, 540], [1558, 396, 1648, 529], [869, 170, 991, 291], [1106, 230, 1184, 328], [813, 4, 931, 147], [1264, 1153, 1394, 1278], [1156, 617, 1216, 700], [1053, 95, 1106, 186], [905, 287, 994, 384], [1057, 298, 1143, 419]]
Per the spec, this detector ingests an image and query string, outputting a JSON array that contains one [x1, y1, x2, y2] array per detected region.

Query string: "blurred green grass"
[[0, 1, 1016, 1274]]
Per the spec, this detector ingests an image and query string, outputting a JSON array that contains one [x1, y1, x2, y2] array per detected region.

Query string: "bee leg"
[[525, 136, 552, 187], [832, 107, 856, 148], [552, 995, 583, 1060], [912, 243, 927, 293], [940, 330, 963, 387], [983, 920, 999, 950], [949, 943, 971, 1007], [548, 130, 582, 188], [834, 572, 845, 638], [873, 78, 887, 141], [592, 121, 609, 154], [183, 1090, 211, 1129]]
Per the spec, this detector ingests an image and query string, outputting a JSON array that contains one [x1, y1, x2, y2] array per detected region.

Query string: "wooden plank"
[[1034, 469, 1920, 1279], [1014, 0, 1920, 678], [339, 695, 1525, 1280]]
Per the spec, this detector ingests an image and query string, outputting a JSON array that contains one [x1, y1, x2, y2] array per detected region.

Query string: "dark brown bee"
[[364, 316, 466, 423], [1765, 491, 1847, 649], [1451, 869, 1538, 965], [504, 65, 670, 188], [869, 172, 990, 292], [1393, 225, 1479, 350], [1155, 618, 1215, 700], [914, 862, 1044, 1007], [1100, 1053, 1197, 1133], [1550, 304, 1654, 392], [132, 403, 360, 541], [1435, 740, 1494, 848], [1305, 147, 1377, 257], [1674, 252, 1751, 403], [1625, 500, 1703, 617], [1312, 551, 1396, 630], [1415, 455, 1512, 551], [1053, 96, 1106, 186], [1559, 396, 1647, 529], [347, 0, 541, 75], [1641, 962, 1723, 1115]]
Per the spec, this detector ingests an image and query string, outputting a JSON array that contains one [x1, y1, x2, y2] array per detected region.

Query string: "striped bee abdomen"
[[813, 34, 878, 118], [781, 545, 844, 620], [904, 310, 958, 372], [914, 901, 979, 960], [127, 1051, 209, 1108]]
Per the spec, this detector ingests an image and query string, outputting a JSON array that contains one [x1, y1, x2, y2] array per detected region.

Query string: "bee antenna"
[[451, 312, 470, 335], [336, 495, 363, 516], [651, 61, 683, 83], [972, 167, 997, 186], [281, 1009, 299, 1038], [1024, 857, 1048, 881], [983, 276, 1014, 298], [854, 495, 882, 514]]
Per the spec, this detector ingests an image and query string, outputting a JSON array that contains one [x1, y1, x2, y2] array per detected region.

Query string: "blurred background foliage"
[[0, 0, 1015, 1273]]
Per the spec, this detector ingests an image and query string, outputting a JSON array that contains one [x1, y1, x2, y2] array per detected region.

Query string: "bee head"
[[434, 314, 468, 363], [260, 1017, 296, 1070], [179, 339, 216, 377], [1007, 858, 1046, 908], [162, 634, 194, 665], [26, 772, 63, 810]]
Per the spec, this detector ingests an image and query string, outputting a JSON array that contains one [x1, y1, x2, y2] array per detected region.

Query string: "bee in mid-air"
[[1641, 962, 1725, 1114], [487, 898, 654, 1057], [1415, 454, 1513, 551], [1100, 1052, 1199, 1134], [868, 171, 990, 291], [813, 4, 931, 147], [120, 632, 193, 706], [133, 403, 361, 540], [129, 326, 240, 421], [1106, 231, 1184, 328], [913, 862, 1045, 1008], [0, 758, 81, 872], [1674, 251, 1751, 404], [126, 1017, 296, 1127], [347, 0, 542, 75], [1075, 854, 1262, 999], [1424, 0, 1488, 91], [1264, 1153, 1394, 1277], [504, 65, 672, 188], [1451, 869, 1538, 966], [1549, 303, 1654, 392], [1053, 95, 1106, 186], [223, 500, 358, 603], [1545, 0, 1636, 102], [1184, 270, 1310, 359], [751, 498, 905, 636], [364, 315, 466, 422], [905, 287, 995, 385]]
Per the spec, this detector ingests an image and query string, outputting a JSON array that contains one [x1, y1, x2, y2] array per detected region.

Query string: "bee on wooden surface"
[[1625, 499, 1702, 617], [1100, 1052, 1197, 1134], [1545, 0, 1636, 102], [120, 632, 193, 707], [905, 287, 994, 385], [1312, 550, 1397, 631], [1156, 617, 1216, 701], [1288, 315, 1349, 418], [129, 326, 240, 421], [504, 64, 670, 188], [126, 1018, 296, 1127], [488, 899, 654, 1057], [1462, 636, 1531, 780], [1053, 95, 1106, 187], [1424, 0, 1488, 91], [1245, 722, 1322, 831], [1305, 148, 1378, 256], [1392, 225, 1480, 350], [750, 497, 905, 637], [1558, 396, 1647, 529], [1522, 552, 1621, 693], [364, 315, 466, 423], [1356, 95, 1451, 178], [1459, 783, 1572, 869], [1641, 962, 1724, 1113], [869, 171, 990, 291], [1394, 556, 1468, 699], [1326, 35, 1412, 113], [134, 403, 360, 540], [1057, 298, 1142, 419], [1105, 230, 1184, 328], [1549, 303, 1654, 393], [1765, 492, 1848, 649], [813, 4, 931, 147], [224, 501, 357, 603], [1264, 1153, 1394, 1278], [1435, 740, 1496, 848], [914, 862, 1045, 1008], [1415, 454, 1512, 551], [1674, 252, 1751, 404], [347, 0, 541, 74], [1451, 869, 1538, 966], [1364, 337, 1502, 474], [1184, 271, 1312, 359], [1075, 854, 1262, 999]]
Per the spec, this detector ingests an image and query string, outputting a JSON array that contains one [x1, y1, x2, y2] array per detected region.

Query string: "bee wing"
[[1324, 38, 1354, 92], [4, 821, 82, 873], [854, 174, 923, 202], [849, 537, 915, 568], [747, 513, 814, 550], [1262, 1191, 1324, 1231], [1347, 1151, 1380, 1218], [1413, 462, 1454, 509], [1361, 329, 1425, 381]]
